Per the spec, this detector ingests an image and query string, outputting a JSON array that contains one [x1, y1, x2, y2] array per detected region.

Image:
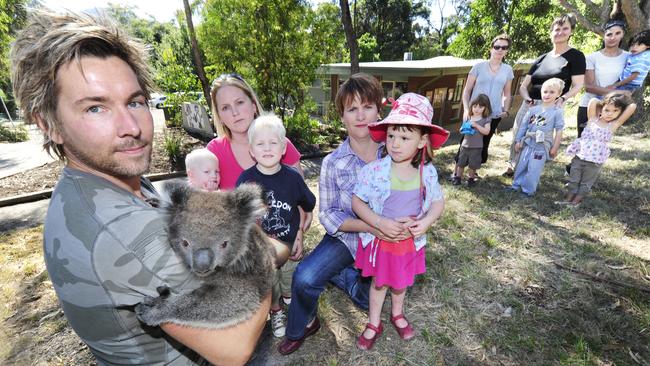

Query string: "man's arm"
[[161, 294, 271, 366]]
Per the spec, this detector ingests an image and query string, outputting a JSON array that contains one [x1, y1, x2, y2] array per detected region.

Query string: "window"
[[382, 81, 395, 99], [395, 82, 408, 98], [453, 77, 464, 101], [433, 88, 446, 108]]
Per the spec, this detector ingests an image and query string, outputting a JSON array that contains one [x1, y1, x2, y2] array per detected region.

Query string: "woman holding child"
[[577, 20, 636, 137], [457, 34, 514, 165], [278, 73, 413, 355], [207, 73, 303, 189], [578, 20, 627, 136], [207, 73, 309, 337], [504, 13, 586, 176]]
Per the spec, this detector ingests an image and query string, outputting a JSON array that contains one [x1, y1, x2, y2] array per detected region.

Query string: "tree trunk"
[[183, 0, 212, 110], [340, 0, 360, 74]]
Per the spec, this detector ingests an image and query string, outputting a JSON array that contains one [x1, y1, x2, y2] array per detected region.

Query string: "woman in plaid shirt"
[[278, 73, 412, 355]]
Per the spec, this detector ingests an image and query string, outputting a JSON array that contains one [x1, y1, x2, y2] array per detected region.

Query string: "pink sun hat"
[[368, 92, 450, 149]]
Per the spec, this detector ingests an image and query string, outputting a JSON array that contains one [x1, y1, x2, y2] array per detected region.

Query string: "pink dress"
[[206, 136, 301, 190], [355, 177, 426, 289], [566, 121, 613, 164]]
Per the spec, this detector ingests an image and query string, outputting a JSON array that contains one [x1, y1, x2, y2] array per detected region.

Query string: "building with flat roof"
[[310, 55, 532, 130]]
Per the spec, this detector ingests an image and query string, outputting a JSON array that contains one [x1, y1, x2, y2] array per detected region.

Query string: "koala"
[[135, 182, 275, 329]]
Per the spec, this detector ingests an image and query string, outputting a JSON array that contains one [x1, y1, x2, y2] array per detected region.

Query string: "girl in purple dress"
[[560, 92, 636, 206], [351, 93, 448, 350]]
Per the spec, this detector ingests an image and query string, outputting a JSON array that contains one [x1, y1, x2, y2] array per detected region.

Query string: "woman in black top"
[[504, 13, 586, 176]]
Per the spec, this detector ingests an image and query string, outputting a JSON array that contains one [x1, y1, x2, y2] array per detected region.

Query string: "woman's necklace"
[[488, 60, 501, 74]]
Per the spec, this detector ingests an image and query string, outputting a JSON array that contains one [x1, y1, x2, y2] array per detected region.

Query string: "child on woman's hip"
[[558, 92, 636, 206], [350, 93, 448, 351]]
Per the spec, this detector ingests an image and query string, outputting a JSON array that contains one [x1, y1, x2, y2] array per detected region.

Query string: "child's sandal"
[[390, 314, 415, 340], [356, 322, 383, 350]]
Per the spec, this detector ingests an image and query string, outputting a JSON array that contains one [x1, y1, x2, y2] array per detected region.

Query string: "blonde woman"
[[207, 73, 302, 189]]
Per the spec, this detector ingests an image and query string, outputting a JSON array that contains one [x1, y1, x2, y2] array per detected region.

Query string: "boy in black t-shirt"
[[236, 113, 316, 338]]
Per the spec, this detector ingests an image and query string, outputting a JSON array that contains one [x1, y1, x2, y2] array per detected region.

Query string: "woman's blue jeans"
[[285, 234, 370, 340]]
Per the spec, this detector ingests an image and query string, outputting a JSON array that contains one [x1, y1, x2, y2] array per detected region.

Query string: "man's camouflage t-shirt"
[[43, 168, 203, 365]]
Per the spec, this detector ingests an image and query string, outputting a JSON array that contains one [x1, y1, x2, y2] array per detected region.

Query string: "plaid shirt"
[[318, 138, 383, 257]]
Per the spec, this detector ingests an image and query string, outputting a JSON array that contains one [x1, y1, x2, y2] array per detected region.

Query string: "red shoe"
[[390, 314, 415, 340], [277, 317, 321, 355], [356, 322, 383, 350]]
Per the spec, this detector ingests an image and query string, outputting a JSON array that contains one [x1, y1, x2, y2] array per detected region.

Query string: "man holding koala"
[[10, 10, 269, 366]]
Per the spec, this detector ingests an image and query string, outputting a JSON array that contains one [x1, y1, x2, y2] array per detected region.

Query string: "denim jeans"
[[285, 234, 370, 340]]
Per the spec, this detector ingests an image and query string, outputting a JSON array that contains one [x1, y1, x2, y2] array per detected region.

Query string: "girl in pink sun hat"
[[351, 92, 449, 350]]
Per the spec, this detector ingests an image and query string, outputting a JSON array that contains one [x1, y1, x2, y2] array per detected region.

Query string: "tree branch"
[[554, 262, 650, 294], [599, 1, 612, 26], [619, 0, 644, 34], [583, 0, 595, 7], [557, 0, 603, 35]]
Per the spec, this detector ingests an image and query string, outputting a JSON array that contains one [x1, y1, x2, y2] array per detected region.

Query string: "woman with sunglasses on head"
[[504, 13, 586, 177], [453, 34, 514, 173], [207, 73, 303, 190]]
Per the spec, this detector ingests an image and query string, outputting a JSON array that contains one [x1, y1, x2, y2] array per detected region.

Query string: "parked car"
[[148, 93, 167, 109]]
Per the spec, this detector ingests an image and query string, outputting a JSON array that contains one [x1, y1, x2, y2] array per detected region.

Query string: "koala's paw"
[[135, 294, 169, 327]]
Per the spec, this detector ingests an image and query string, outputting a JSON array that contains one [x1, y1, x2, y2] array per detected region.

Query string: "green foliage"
[[103, 4, 176, 68], [0, 123, 28, 142], [448, 0, 560, 62], [156, 46, 200, 94], [199, 0, 333, 120], [355, 0, 429, 61], [285, 100, 322, 146], [312, 3, 348, 63], [358, 33, 380, 62], [0, 0, 27, 99]]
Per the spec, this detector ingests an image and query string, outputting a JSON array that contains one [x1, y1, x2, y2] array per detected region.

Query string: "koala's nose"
[[193, 248, 214, 274]]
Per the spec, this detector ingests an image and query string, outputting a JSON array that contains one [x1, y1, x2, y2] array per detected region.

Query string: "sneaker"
[[503, 186, 518, 193], [467, 177, 477, 187], [452, 176, 462, 186], [281, 296, 291, 306], [271, 309, 287, 338]]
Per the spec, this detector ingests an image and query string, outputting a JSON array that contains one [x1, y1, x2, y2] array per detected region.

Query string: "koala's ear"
[[233, 183, 267, 220], [164, 180, 191, 208]]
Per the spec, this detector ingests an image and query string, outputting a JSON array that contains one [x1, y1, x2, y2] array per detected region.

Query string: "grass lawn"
[[1, 111, 649, 365]]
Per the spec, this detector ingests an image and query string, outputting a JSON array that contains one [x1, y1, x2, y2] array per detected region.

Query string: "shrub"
[[285, 103, 323, 147], [0, 124, 29, 142], [163, 129, 185, 171]]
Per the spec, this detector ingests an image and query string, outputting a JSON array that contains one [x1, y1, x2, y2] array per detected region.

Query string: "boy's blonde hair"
[[541, 78, 565, 94], [247, 113, 286, 145], [185, 149, 219, 171]]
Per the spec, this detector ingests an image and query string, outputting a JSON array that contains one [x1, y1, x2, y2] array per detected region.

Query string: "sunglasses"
[[216, 72, 245, 82], [492, 45, 509, 50]]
